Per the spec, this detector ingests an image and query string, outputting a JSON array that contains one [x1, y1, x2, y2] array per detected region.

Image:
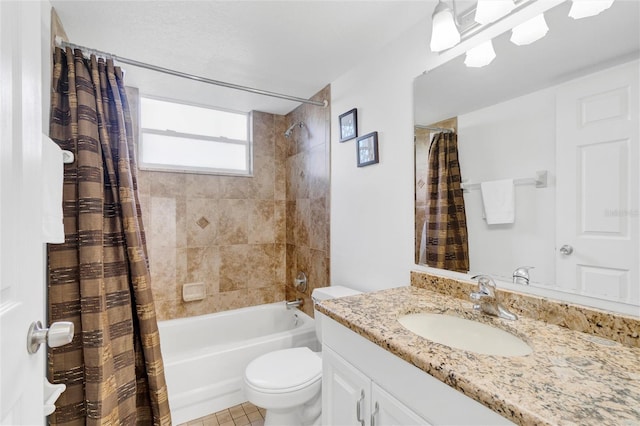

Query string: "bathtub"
[[158, 302, 318, 424]]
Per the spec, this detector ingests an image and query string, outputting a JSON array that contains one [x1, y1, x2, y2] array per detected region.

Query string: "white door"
[[370, 384, 430, 426], [322, 347, 371, 426], [0, 1, 47, 424], [556, 60, 639, 306]]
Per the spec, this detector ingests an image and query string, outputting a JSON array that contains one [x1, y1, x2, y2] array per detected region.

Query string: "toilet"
[[243, 286, 361, 426]]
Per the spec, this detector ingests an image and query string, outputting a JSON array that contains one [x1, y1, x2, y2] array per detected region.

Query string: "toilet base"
[[264, 409, 299, 426], [263, 391, 321, 426]]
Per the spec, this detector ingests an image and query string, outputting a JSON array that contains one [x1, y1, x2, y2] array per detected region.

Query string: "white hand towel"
[[42, 134, 65, 243], [480, 179, 515, 225]]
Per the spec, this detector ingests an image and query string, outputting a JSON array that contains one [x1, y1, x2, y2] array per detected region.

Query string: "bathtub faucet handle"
[[285, 298, 304, 310]]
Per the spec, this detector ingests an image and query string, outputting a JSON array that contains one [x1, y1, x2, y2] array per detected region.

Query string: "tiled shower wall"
[[132, 86, 330, 320], [285, 86, 331, 318]]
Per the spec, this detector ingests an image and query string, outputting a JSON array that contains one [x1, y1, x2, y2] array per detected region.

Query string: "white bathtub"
[[158, 302, 318, 424]]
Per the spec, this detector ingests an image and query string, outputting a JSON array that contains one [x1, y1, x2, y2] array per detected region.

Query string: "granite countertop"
[[316, 286, 640, 426]]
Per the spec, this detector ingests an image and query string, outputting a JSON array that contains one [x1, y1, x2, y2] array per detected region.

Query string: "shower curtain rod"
[[57, 40, 328, 108], [415, 124, 455, 133]]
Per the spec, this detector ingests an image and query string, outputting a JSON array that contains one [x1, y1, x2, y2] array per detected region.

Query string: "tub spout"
[[285, 298, 303, 310]]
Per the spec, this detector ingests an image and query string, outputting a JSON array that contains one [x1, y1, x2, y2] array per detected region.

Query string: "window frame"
[[137, 95, 253, 177]]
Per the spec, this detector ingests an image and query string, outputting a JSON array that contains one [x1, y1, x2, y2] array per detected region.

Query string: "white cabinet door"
[[556, 60, 639, 305], [323, 347, 430, 426], [322, 347, 370, 426], [370, 384, 431, 426]]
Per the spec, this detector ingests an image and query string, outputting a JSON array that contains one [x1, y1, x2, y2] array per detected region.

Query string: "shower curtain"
[[47, 47, 171, 425], [424, 132, 469, 273]]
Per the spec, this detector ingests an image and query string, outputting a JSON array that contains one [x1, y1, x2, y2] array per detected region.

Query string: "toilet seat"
[[244, 347, 321, 394]]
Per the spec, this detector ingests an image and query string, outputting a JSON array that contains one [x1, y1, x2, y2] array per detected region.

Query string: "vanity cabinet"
[[323, 346, 427, 425], [320, 313, 514, 426]]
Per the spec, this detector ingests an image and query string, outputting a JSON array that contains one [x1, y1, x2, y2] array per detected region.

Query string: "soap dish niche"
[[183, 282, 206, 302]]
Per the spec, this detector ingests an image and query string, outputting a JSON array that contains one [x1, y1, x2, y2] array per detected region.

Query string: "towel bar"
[[461, 170, 547, 191]]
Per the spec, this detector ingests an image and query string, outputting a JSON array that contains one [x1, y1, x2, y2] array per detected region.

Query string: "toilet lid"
[[245, 347, 321, 393]]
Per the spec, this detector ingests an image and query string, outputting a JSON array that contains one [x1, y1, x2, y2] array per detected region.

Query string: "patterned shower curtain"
[[47, 47, 171, 425], [424, 132, 470, 272]]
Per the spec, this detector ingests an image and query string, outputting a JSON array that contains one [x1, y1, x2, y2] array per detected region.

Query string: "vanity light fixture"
[[430, 0, 461, 52], [464, 40, 497, 67], [568, 0, 615, 19], [474, 0, 516, 25], [510, 13, 549, 46], [433, 0, 614, 57]]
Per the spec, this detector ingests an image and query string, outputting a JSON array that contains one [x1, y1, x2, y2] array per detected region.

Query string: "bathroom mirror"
[[414, 0, 640, 312]]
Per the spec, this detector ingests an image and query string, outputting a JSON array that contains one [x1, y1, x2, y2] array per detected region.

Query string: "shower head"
[[284, 121, 305, 138]]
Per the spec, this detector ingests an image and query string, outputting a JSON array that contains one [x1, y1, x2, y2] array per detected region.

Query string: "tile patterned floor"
[[179, 402, 266, 426]]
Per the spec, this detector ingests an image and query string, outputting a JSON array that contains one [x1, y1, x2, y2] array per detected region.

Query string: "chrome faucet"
[[285, 298, 303, 310], [512, 266, 534, 285], [470, 275, 517, 321]]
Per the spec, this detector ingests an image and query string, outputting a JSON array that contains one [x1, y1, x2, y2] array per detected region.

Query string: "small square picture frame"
[[356, 131, 379, 167], [339, 108, 358, 142]]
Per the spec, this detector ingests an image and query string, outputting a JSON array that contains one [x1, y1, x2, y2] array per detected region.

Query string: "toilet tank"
[[311, 286, 361, 344]]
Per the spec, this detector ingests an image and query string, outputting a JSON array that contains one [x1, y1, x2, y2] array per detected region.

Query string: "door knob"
[[559, 244, 574, 255], [27, 321, 74, 354]]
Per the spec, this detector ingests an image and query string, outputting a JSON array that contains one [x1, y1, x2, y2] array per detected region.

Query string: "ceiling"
[[51, 0, 434, 115]]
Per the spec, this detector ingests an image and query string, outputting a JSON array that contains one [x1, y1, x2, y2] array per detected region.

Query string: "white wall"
[[458, 88, 556, 285], [330, 18, 435, 292]]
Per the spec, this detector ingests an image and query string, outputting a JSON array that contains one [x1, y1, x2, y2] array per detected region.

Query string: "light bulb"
[[569, 0, 615, 19], [475, 0, 516, 25], [510, 14, 549, 46], [464, 40, 496, 68], [430, 1, 461, 52]]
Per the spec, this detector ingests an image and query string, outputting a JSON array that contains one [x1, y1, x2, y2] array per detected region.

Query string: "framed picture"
[[356, 131, 379, 167], [339, 108, 358, 142]]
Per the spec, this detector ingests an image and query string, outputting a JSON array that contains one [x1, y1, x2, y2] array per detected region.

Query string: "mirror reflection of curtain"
[[421, 132, 469, 272], [47, 47, 172, 424]]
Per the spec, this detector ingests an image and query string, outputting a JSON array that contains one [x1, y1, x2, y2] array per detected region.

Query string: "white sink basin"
[[398, 313, 532, 356]]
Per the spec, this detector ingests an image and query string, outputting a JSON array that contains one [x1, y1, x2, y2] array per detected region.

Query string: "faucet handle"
[[513, 266, 534, 285], [470, 274, 496, 297], [470, 275, 518, 321], [513, 266, 534, 277]]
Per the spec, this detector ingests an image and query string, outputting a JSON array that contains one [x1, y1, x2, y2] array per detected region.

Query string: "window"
[[138, 96, 252, 176]]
